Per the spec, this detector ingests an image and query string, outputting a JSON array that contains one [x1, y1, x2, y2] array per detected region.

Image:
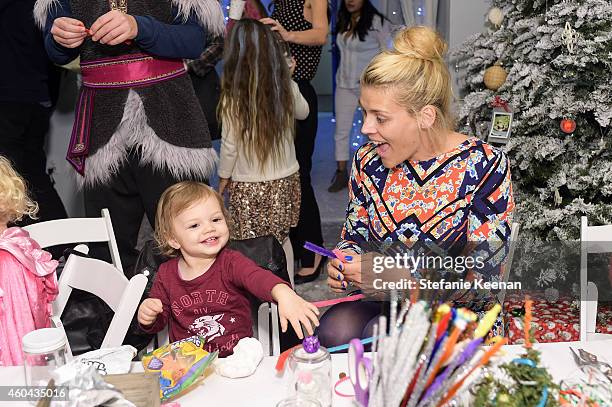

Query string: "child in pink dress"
[[0, 156, 58, 365]]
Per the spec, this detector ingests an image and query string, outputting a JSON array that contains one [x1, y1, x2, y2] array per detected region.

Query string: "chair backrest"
[[23, 208, 123, 272], [579, 216, 610, 341], [497, 222, 520, 306], [54, 253, 147, 349], [258, 302, 280, 356], [282, 237, 295, 288]]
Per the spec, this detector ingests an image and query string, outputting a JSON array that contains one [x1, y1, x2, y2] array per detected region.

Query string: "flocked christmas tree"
[[453, 0, 612, 240]]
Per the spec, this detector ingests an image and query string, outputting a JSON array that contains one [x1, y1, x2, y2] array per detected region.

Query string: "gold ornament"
[[483, 63, 508, 91], [488, 7, 504, 27]]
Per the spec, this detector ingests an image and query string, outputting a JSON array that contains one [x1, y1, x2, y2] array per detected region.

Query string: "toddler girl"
[[138, 181, 319, 357], [0, 156, 58, 365]]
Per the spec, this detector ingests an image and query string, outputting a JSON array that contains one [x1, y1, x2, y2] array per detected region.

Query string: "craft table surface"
[[1, 340, 610, 406]]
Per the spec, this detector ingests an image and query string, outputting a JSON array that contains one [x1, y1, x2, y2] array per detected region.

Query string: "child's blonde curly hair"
[[0, 156, 38, 224]]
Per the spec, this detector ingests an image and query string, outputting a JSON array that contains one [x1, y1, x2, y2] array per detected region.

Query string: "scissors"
[[348, 338, 372, 406]]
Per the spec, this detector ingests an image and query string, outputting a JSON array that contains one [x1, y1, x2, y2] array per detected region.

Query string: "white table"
[[2, 340, 610, 406]]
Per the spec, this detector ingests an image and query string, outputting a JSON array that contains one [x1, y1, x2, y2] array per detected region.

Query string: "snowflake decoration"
[[561, 22, 578, 53]]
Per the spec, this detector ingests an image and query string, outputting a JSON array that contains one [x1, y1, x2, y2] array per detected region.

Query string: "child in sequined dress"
[[217, 19, 308, 244]]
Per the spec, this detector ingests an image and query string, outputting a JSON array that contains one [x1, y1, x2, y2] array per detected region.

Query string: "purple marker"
[[303, 241, 339, 259]]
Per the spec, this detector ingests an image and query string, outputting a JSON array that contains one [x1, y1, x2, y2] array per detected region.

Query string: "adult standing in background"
[[188, 33, 224, 141], [261, 0, 328, 284], [36, 0, 224, 271], [0, 0, 68, 225], [328, 0, 390, 192]]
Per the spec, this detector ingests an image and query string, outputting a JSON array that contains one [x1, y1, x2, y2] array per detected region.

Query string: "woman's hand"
[[260, 18, 292, 42], [218, 177, 231, 195], [327, 251, 361, 293], [138, 298, 163, 326], [51, 17, 88, 48], [90, 10, 138, 45], [272, 284, 319, 339]]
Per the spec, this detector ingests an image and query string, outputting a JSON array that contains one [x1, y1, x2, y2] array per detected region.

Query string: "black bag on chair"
[[227, 236, 290, 283], [55, 249, 114, 355], [56, 246, 160, 355], [121, 241, 169, 352]]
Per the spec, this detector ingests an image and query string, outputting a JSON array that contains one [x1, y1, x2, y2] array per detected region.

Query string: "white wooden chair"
[[23, 208, 123, 271], [54, 251, 147, 353], [497, 222, 521, 306], [580, 216, 612, 341], [282, 237, 294, 288], [257, 302, 281, 356]]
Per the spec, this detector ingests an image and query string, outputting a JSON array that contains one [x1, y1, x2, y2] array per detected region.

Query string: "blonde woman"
[[320, 26, 514, 347]]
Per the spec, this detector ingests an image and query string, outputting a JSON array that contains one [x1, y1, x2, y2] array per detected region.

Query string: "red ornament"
[[560, 118, 576, 134]]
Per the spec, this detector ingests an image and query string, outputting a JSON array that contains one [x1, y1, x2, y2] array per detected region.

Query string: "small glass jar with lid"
[[22, 328, 68, 387], [286, 336, 332, 407]]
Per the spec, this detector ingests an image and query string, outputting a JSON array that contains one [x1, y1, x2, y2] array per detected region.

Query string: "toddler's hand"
[[138, 298, 163, 326], [272, 284, 319, 339]]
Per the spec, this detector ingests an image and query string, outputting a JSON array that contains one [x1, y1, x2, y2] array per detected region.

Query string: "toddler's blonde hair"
[[155, 181, 229, 257], [360, 26, 455, 134], [0, 156, 38, 224]]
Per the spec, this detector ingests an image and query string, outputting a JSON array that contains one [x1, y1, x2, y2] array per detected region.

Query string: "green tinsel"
[[473, 331, 559, 406]]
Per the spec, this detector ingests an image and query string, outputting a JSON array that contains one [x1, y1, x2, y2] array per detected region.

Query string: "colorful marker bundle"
[[367, 291, 505, 407]]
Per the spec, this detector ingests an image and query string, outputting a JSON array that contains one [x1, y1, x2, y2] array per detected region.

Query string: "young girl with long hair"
[[261, 0, 328, 283], [217, 19, 309, 246], [328, 0, 391, 192]]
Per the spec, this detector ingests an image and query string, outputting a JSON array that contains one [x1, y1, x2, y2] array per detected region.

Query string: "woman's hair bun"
[[393, 26, 447, 63]]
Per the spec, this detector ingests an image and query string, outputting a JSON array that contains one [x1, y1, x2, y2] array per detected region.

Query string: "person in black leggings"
[[0, 0, 67, 227]]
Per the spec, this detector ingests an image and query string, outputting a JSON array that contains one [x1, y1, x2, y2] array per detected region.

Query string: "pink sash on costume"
[[67, 54, 187, 175]]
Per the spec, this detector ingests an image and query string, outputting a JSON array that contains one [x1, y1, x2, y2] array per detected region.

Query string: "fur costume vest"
[[34, 0, 224, 186]]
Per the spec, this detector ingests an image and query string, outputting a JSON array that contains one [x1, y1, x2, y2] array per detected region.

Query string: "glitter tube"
[[437, 337, 507, 406], [419, 338, 482, 407], [406, 322, 439, 407]]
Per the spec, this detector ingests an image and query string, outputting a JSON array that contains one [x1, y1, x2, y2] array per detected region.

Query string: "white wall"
[[311, 38, 333, 96], [448, 0, 488, 97]]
